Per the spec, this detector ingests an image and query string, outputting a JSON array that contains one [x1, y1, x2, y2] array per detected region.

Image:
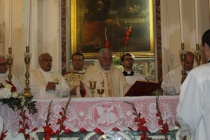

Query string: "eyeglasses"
[[0, 62, 8, 66], [124, 58, 134, 61]]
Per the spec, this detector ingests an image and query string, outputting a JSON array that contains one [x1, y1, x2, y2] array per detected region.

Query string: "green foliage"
[[0, 96, 37, 115]]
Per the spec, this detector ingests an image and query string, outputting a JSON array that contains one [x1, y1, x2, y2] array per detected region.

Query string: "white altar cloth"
[[0, 96, 178, 136]]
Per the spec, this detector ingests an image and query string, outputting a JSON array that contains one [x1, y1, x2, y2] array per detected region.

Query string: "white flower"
[[0, 89, 12, 99], [114, 65, 124, 72], [112, 55, 117, 58], [11, 92, 19, 98], [21, 100, 25, 107], [130, 53, 135, 59], [112, 56, 121, 65], [0, 84, 12, 99], [4, 83, 12, 89], [18, 95, 25, 100], [18, 95, 26, 106]]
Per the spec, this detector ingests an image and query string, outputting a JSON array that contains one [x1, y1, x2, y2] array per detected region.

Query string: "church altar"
[[0, 96, 179, 139]]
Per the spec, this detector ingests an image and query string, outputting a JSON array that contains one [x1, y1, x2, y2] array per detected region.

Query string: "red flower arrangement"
[[55, 96, 72, 139], [43, 100, 54, 140], [156, 95, 169, 140], [125, 101, 151, 140], [18, 110, 38, 139], [122, 26, 132, 54], [124, 26, 132, 46], [125, 96, 170, 140], [0, 130, 7, 140], [105, 40, 110, 49], [43, 96, 72, 140], [104, 25, 132, 53]]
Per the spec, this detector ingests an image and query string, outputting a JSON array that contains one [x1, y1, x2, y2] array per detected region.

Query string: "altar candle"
[[179, 0, 184, 43], [195, 0, 199, 44], [26, 0, 31, 46], [9, 0, 12, 48]]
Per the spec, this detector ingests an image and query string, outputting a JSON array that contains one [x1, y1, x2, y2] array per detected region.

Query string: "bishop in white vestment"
[[82, 48, 131, 97]]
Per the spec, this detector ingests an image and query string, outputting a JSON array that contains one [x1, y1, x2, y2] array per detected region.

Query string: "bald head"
[[184, 52, 194, 71]]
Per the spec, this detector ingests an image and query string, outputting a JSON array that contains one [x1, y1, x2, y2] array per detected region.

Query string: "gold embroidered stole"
[[104, 73, 114, 97]]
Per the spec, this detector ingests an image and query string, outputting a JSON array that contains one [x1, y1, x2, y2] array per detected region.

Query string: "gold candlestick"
[[89, 81, 96, 97], [179, 43, 187, 84], [7, 48, 13, 82], [194, 44, 201, 66], [23, 46, 32, 97]]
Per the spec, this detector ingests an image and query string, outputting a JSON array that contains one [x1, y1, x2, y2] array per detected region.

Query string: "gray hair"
[[98, 48, 112, 57], [38, 53, 52, 61]]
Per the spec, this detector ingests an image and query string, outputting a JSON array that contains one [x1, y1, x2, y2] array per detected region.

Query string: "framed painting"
[[70, 0, 155, 58]]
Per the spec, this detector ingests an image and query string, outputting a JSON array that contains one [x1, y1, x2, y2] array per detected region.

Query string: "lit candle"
[[179, 0, 184, 43], [26, 0, 31, 47], [195, 0, 199, 44], [9, 0, 12, 48]]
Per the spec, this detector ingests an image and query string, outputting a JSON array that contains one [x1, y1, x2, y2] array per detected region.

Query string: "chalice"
[[89, 81, 96, 97], [97, 89, 104, 97]]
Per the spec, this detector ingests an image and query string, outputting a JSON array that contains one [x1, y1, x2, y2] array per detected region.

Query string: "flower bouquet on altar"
[[0, 80, 37, 140], [0, 81, 37, 113]]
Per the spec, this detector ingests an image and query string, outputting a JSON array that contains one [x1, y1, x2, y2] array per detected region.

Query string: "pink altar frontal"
[[0, 96, 179, 134]]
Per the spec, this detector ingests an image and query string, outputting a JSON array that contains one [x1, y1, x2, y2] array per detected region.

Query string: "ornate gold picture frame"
[[70, 0, 155, 58]]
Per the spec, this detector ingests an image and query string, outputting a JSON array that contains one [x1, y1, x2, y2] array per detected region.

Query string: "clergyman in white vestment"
[[161, 51, 194, 95], [0, 55, 23, 137], [29, 53, 70, 99], [176, 29, 210, 140], [0, 55, 23, 93]]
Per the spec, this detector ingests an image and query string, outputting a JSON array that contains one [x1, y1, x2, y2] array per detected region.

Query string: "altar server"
[[30, 53, 70, 99], [121, 53, 145, 85], [176, 29, 210, 140], [82, 48, 131, 97]]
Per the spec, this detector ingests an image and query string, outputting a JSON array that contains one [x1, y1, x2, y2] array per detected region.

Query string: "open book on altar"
[[125, 81, 161, 96]]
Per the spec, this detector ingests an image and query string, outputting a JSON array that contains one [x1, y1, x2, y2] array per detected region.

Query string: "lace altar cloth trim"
[[0, 96, 178, 133]]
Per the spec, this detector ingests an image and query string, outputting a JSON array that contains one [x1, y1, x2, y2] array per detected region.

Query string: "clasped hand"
[[46, 82, 57, 91]]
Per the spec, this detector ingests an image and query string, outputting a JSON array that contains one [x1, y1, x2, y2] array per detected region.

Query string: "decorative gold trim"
[[70, 0, 77, 54]]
